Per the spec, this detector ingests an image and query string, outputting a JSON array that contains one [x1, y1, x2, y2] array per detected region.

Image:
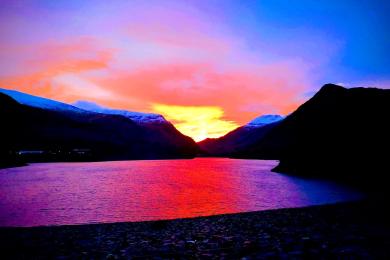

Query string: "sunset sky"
[[1, 0, 389, 141]]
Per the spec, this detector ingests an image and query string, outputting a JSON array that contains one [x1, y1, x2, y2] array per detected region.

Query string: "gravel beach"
[[1, 200, 389, 259]]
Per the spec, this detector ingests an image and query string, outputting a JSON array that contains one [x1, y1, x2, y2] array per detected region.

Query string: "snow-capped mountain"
[[72, 101, 168, 124], [0, 88, 88, 114], [198, 114, 284, 155], [245, 114, 284, 128], [1, 89, 198, 161], [0, 88, 168, 125]]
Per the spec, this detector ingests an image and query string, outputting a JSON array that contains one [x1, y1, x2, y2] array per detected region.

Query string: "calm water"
[[0, 158, 362, 227]]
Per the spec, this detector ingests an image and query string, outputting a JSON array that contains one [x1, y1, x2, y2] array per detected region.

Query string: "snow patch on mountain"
[[0, 88, 167, 125], [245, 114, 284, 128], [0, 88, 87, 113], [73, 100, 168, 124]]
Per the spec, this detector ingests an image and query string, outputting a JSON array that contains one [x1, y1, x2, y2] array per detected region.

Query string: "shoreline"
[[0, 200, 361, 229], [1, 200, 389, 258]]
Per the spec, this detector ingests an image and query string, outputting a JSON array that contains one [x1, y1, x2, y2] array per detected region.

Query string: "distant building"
[[17, 150, 44, 155], [71, 149, 91, 155]]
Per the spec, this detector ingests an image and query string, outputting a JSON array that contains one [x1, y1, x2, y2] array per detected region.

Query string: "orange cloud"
[[96, 61, 308, 125], [153, 104, 238, 141], [0, 35, 308, 140], [0, 37, 115, 101]]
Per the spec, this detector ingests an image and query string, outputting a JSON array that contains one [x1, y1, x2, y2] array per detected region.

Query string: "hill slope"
[[234, 84, 390, 186], [0, 90, 198, 165], [198, 115, 283, 156]]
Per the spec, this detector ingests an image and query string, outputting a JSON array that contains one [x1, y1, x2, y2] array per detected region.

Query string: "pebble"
[[1, 200, 389, 258]]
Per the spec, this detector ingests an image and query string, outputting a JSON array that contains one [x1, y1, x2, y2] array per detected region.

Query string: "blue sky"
[[208, 0, 390, 86]]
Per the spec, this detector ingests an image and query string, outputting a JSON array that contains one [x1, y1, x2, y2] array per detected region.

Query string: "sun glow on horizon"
[[152, 104, 239, 142]]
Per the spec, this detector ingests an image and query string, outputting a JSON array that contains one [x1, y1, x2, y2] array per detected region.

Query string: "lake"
[[0, 158, 362, 227]]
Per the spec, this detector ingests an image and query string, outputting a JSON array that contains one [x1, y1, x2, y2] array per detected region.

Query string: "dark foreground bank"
[[1, 200, 389, 259]]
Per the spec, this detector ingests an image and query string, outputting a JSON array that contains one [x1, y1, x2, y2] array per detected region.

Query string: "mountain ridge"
[[0, 88, 170, 126], [0, 88, 89, 114], [232, 84, 390, 189], [72, 100, 168, 125], [0, 90, 198, 166], [198, 114, 283, 156], [245, 114, 284, 128]]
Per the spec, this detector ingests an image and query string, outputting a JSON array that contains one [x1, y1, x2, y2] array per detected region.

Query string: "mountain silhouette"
[[198, 119, 281, 156], [0, 91, 198, 167], [232, 84, 390, 188]]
